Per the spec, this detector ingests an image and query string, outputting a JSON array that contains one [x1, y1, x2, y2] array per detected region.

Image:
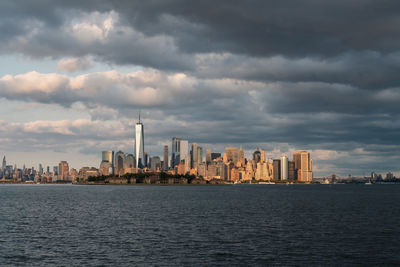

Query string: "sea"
[[0, 184, 399, 266]]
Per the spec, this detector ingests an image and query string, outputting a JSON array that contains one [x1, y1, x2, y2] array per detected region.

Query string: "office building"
[[135, 114, 145, 168], [273, 159, 281, 180], [293, 151, 313, 182], [280, 155, 288, 180], [206, 149, 211, 164], [163, 145, 168, 170], [191, 143, 198, 169], [225, 147, 239, 163], [172, 137, 182, 168]]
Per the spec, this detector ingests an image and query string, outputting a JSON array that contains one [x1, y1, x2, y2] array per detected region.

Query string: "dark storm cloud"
[[111, 0, 400, 56], [1, 1, 400, 175]]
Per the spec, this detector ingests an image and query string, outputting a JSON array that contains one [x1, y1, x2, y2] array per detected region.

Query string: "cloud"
[[0, 1, 400, 176], [58, 57, 92, 72]]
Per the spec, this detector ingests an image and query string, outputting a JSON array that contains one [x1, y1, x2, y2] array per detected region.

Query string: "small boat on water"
[[365, 180, 372, 185]]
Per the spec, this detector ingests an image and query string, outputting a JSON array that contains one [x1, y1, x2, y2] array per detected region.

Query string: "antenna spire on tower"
[[139, 109, 141, 123]]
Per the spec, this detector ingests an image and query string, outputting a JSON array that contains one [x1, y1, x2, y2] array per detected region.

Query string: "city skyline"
[[0, 1, 400, 177]]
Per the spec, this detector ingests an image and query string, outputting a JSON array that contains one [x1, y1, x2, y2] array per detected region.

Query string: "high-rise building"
[[163, 145, 168, 170], [273, 159, 281, 180], [197, 146, 203, 166], [2, 156, 6, 174], [239, 147, 245, 166], [150, 156, 161, 171], [280, 155, 288, 180], [115, 151, 125, 175], [38, 164, 43, 175], [206, 149, 211, 164], [135, 114, 145, 168], [191, 143, 198, 169], [293, 151, 313, 182], [253, 149, 261, 164], [288, 161, 296, 180], [144, 152, 149, 167], [225, 147, 239, 163], [102, 150, 114, 174], [172, 137, 182, 168], [58, 161, 69, 180], [180, 140, 189, 161]]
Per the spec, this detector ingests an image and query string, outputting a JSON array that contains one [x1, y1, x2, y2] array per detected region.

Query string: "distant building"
[[280, 155, 288, 180], [293, 151, 313, 182], [273, 159, 281, 180], [58, 161, 69, 180], [102, 150, 114, 174], [115, 151, 125, 175], [225, 147, 239, 163], [197, 146, 203, 166], [288, 161, 296, 180], [172, 137, 182, 168], [206, 149, 211, 164], [190, 143, 197, 169], [150, 156, 161, 171], [253, 149, 261, 164], [135, 114, 145, 168], [163, 145, 169, 170]]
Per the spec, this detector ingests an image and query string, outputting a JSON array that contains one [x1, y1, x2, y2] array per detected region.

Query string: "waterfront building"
[[260, 150, 266, 163], [239, 147, 245, 166], [102, 150, 114, 174], [197, 146, 203, 166], [288, 161, 296, 180], [206, 149, 211, 164], [293, 151, 313, 182], [281, 155, 288, 180], [225, 147, 239, 163], [115, 151, 125, 175], [172, 137, 182, 168], [144, 152, 149, 168], [191, 143, 198, 169], [273, 159, 281, 180], [163, 145, 168, 170], [135, 114, 145, 168], [58, 161, 69, 180], [126, 154, 135, 169], [253, 148, 261, 164], [150, 156, 161, 171]]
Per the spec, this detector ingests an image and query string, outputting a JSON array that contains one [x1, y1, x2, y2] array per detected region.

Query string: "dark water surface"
[[0, 184, 399, 266]]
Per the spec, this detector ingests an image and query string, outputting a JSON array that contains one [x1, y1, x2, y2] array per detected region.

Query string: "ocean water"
[[0, 184, 399, 266]]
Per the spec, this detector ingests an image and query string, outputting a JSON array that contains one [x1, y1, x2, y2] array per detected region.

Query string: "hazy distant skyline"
[[0, 1, 399, 176]]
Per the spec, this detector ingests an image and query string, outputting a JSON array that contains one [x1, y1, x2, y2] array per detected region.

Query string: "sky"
[[0, 0, 399, 177]]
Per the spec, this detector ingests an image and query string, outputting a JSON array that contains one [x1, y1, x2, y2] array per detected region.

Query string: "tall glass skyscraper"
[[280, 155, 288, 180], [135, 114, 145, 168]]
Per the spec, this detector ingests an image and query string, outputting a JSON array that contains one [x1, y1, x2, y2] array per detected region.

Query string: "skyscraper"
[[293, 151, 313, 182], [273, 159, 281, 180], [2, 156, 6, 173], [280, 155, 288, 180], [225, 147, 239, 163], [58, 161, 69, 180], [197, 146, 203, 166], [102, 150, 114, 174], [206, 149, 211, 164], [163, 145, 169, 170], [191, 143, 198, 169], [135, 113, 145, 168], [172, 137, 181, 168]]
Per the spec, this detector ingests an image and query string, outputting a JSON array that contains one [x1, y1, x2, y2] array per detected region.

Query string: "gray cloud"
[[0, 1, 400, 176]]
